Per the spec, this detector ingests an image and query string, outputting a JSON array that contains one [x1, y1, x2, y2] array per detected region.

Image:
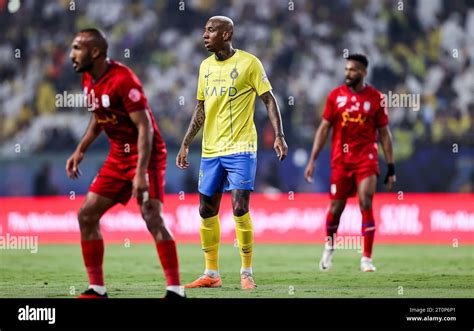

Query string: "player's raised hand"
[[176, 145, 190, 169], [133, 171, 150, 205], [274, 136, 288, 161], [304, 162, 315, 183], [65, 150, 84, 179]]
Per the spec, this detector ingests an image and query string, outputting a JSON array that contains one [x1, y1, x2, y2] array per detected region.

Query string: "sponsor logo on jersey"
[[336, 96, 347, 108], [96, 114, 118, 125], [205, 86, 238, 97], [341, 112, 366, 126], [345, 101, 360, 112]]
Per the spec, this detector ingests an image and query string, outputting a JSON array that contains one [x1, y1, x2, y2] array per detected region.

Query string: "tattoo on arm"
[[182, 100, 205, 147], [260, 91, 284, 136]]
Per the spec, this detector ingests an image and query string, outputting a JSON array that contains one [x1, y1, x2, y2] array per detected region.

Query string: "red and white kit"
[[323, 84, 388, 199], [82, 60, 167, 204]]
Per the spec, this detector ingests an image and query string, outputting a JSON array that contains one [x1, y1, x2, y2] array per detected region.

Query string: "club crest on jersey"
[[230, 68, 239, 80], [101, 94, 110, 108], [128, 88, 141, 102], [336, 96, 347, 108], [363, 101, 371, 112]]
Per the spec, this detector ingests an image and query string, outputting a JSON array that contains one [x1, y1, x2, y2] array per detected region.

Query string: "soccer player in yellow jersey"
[[176, 16, 288, 290]]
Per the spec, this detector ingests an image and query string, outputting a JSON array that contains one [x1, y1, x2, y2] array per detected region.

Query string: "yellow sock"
[[234, 212, 253, 270], [200, 215, 220, 272]]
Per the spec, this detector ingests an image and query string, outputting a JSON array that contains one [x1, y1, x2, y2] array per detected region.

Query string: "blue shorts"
[[198, 153, 257, 197]]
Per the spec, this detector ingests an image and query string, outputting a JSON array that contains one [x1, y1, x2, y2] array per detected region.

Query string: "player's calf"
[[140, 199, 185, 297], [80, 239, 106, 297]]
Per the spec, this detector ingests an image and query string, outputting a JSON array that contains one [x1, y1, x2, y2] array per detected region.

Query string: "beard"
[[345, 76, 362, 88], [74, 57, 94, 73]]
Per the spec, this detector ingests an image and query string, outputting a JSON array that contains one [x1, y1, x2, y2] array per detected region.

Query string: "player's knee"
[[142, 210, 164, 232], [78, 208, 100, 229], [232, 204, 249, 217], [143, 214, 172, 241], [199, 204, 218, 219]]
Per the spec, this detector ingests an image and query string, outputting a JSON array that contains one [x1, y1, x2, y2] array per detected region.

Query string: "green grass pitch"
[[0, 244, 472, 298]]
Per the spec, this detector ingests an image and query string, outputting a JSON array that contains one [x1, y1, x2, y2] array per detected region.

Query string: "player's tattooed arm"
[[176, 100, 205, 169], [260, 91, 284, 137], [182, 100, 205, 147], [304, 119, 332, 183], [260, 91, 288, 161]]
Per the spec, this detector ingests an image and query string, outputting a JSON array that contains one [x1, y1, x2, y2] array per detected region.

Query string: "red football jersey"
[[323, 84, 388, 168], [82, 60, 166, 167]]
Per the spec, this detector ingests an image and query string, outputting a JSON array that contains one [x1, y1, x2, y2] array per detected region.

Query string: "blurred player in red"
[[305, 54, 396, 272], [66, 28, 184, 298]]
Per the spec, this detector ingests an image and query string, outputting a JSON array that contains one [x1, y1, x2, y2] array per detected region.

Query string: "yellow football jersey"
[[196, 50, 272, 157]]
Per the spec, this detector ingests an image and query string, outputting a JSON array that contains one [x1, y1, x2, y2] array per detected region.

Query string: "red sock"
[[156, 240, 180, 286], [325, 210, 341, 247], [81, 239, 104, 286], [361, 209, 375, 258]]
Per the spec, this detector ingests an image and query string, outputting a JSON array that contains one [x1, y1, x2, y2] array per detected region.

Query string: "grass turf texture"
[[0, 244, 472, 298]]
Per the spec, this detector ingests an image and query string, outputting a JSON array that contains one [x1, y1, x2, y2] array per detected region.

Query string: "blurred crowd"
[[0, 0, 473, 193]]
